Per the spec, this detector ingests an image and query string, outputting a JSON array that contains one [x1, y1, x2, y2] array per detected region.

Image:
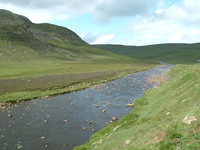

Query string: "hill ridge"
[[94, 43, 200, 64]]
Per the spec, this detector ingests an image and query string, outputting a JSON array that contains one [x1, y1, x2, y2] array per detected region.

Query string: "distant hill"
[[0, 9, 137, 63], [94, 43, 200, 64]]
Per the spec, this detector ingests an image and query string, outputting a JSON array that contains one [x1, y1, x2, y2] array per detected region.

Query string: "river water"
[[0, 65, 172, 150]]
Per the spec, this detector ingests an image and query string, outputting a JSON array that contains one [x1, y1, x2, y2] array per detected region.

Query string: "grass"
[[0, 61, 146, 79], [95, 44, 200, 64], [0, 61, 155, 103], [75, 63, 200, 150]]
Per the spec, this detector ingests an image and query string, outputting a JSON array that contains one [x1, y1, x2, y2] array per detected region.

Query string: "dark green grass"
[[95, 43, 200, 64], [75, 63, 200, 150]]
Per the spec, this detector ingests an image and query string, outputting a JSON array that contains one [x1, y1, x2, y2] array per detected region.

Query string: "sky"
[[1, 0, 200, 46]]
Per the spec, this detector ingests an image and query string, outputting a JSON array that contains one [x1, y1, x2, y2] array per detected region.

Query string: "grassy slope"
[[75, 64, 200, 150], [95, 44, 200, 64], [0, 10, 153, 102], [0, 9, 140, 64]]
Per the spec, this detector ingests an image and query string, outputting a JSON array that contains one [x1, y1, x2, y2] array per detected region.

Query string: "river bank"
[[0, 65, 171, 150], [75, 63, 200, 150]]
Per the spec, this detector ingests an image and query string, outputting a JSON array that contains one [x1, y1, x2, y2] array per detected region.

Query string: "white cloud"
[[91, 34, 115, 44], [82, 32, 99, 43], [127, 17, 200, 45], [81, 32, 115, 44], [94, 0, 159, 22], [27, 12, 52, 23], [0, 3, 53, 23], [0, 1, 92, 23], [117, 0, 200, 45], [0, 0, 161, 23], [157, 0, 200, 24]]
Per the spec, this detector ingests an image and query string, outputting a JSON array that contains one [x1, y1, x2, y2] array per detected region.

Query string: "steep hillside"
[[95, 44, 200, 64], [0, 9, 137, 63]]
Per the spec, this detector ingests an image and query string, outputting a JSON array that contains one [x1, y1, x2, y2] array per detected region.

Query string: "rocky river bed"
[[0, 64, 173, 150]]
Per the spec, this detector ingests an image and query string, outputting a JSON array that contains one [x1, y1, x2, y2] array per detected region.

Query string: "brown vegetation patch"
[[147, 70, 170, 86], [190, 124, 200, 134], [89, 83, 106, 89], [145, 131, 166, 145]]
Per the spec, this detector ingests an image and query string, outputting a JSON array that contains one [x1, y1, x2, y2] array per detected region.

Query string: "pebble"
[[44, 120, 48, 123], [126, 103, 134, 107], [87, 120, 93, 124], [105, 102, 111, 106], [182, 115, 197, 124], [16, 144, 23, 149], [25, 106, 30, 111], [26, 122, 32, 125], [125, 140, 131, 145], [43, 96, 49, 99], [93, 104, 99, 108], [111, 117, 118, 122], [7, 114, 12, 117], [102, 110, 106, 113]]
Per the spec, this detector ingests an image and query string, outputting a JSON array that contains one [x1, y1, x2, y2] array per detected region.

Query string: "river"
[[0, 64, 172, 150]]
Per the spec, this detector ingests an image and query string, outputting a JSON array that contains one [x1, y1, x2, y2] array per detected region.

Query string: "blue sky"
[[1, 0, 200, 45]]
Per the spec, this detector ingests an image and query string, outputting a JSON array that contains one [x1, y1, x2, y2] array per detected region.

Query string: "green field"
[[95, 44, 200, 64], [75, 63, 200, 150]]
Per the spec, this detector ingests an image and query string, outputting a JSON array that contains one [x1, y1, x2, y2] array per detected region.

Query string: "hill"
[[0, 9, 138, 63], [94, 43, 200, 64]]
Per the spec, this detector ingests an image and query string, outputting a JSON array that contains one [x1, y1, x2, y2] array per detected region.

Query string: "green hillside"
[[95, 44, 200, 64], [0, 9, 140, 64]]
